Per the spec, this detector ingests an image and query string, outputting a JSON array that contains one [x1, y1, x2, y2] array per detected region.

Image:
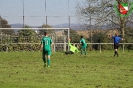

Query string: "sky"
[[0, 0, 127, 27], [0, 0, 83, 26]]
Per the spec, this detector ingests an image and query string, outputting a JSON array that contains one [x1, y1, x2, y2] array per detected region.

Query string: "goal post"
[[0, 28, 70, 52]]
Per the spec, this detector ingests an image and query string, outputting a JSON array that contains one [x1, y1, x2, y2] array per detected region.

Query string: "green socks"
[[43, 55, 50, 67], [47, 59, 50, 67], [43, 57, 46, 63], [81, 50, 86, 55], [85, 51, 87, 55]]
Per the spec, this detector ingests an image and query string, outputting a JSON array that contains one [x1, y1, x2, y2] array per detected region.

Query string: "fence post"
[[53, 43, 55, 52], [68, 28, 70, 51], [64, 35, 66, 51], [100, 43, 101, 53], [6, 45, 8, 52], [123, 43, 124, 53]]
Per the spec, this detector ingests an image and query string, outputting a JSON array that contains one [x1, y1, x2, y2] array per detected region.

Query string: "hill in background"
[[10, 22, 133, 30]]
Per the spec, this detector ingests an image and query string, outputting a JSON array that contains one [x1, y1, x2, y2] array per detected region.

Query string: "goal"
[[0, 28, 70, 52]]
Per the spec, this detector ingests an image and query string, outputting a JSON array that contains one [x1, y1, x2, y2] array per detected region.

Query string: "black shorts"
[[114, 44, 119, 49], [65, 51, 74, 54]]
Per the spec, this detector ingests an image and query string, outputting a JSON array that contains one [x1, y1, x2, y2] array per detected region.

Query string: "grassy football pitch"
[[0, 51, 133, 88]]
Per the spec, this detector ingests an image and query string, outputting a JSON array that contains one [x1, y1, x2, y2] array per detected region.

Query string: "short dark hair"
[[81, 36, 83, 38], [44, 32, 48, 35], [115, 33, 118, 36]]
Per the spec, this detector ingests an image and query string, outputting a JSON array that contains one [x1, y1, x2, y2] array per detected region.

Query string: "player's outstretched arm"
[[68, 38, 72, 47], [51, 43, 54, 51], [121, 38, 125, 40], [40, 44, 43, 52], [68, 38, 71, 42]]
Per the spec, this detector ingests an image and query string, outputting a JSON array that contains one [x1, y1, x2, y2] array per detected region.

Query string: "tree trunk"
[[117, 0, 128, 37], [120, 17, 126, 38]]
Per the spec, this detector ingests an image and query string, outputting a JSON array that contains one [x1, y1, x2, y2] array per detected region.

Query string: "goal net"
[[0, 28, 70, 52]]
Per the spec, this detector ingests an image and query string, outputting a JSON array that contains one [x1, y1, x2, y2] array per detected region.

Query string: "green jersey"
[[41, 36, 52, 51], [80, 38, 87, 47]]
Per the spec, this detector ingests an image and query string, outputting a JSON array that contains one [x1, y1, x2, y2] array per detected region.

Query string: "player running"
[[65, 38, 80, 54], [80, 36, 87, 55], [40, 32, 52, 67], [109, 33, 124, 57]]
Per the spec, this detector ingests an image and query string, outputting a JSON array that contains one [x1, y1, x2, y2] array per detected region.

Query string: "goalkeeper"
[[65, 38, 80, 54]]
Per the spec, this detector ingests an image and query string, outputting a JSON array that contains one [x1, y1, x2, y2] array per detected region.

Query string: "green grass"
[[0, 51, 133, 88]]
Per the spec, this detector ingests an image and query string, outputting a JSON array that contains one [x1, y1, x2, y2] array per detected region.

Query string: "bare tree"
[[76, 0, 133, 38]]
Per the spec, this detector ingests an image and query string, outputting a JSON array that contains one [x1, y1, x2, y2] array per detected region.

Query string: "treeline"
[[1, 27, 133, 52]]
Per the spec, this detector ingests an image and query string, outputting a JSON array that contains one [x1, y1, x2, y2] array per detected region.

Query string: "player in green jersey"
[[40, 32, 52, 67], [80, 36, 87, 55], [65, 38, 80, 54]]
